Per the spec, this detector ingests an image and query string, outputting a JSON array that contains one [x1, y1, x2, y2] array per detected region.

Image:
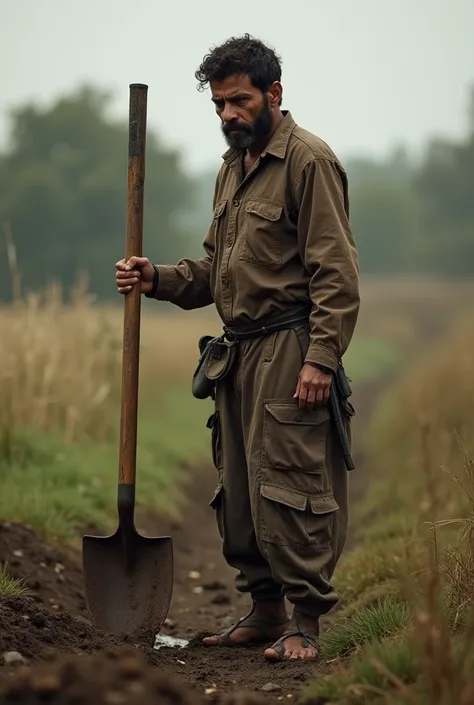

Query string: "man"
[[116, 34, 359, 662]]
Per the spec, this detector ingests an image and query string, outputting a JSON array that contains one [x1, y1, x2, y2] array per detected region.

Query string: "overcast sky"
[[2, 0, 473, 174]]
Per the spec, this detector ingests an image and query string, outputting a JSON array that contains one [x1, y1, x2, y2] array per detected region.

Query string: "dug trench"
[[0, 378, 381, 704]]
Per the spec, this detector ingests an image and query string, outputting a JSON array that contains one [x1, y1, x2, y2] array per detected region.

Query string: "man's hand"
[[116, 256, 155, 295], [294, 363, 332, 411]]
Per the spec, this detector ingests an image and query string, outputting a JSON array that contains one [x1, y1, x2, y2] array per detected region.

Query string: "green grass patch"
[[337, 580, 403, 621], [333, 538, 406, 603], [0, 386, 213, 541], [305, 637, 419, 704], [350, 637, 419, 696], [321, 598, 411, 661], [303, 669, 353, 704], [0, 560, 29, 597]]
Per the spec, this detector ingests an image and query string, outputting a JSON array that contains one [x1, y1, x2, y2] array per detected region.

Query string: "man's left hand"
[[294, 363, 332, 411]]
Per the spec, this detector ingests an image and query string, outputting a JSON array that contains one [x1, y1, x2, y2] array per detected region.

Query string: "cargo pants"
[[208, 325, 351, 618]]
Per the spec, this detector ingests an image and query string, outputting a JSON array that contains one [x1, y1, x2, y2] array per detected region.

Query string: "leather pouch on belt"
[[192, 336, 237, 400]]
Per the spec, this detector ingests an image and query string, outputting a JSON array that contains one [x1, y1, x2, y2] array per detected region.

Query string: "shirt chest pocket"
[[238, 200, 283, 269]]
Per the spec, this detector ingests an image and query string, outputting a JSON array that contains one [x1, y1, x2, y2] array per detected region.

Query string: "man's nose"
[[221, 103, 239, 123]]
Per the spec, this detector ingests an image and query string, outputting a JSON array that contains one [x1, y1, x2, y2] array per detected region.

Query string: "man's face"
[[210, 74, 273, 151]]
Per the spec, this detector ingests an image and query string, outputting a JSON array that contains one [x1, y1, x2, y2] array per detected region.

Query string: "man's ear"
[[268, 81, 283, 108]]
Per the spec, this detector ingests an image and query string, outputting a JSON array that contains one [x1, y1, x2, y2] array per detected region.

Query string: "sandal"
[[264, 614, 319, 661], [202, 602, 289, 647]]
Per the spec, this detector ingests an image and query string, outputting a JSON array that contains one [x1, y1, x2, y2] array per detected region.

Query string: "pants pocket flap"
[[260, 483, 307, 511], [310, 493, 339, 515], [265, 402, 330, 426], [209, 483, 223, 509]]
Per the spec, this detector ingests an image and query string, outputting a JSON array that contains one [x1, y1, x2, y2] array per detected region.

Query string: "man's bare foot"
[[264, 611, 319, 661], [202, 599, 289, 647]]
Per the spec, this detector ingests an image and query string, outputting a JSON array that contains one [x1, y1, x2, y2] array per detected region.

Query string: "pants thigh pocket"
[[260, 482, 339, 548], [262, 399, 330, 473]]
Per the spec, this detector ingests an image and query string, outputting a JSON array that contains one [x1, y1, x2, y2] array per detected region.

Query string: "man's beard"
[[221, 96, 273, 151]]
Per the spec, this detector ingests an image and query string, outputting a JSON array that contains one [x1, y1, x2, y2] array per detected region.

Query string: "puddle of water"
[[153, 634, 189, 650]]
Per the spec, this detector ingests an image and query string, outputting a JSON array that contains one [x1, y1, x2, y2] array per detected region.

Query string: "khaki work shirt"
[[154, 111, 360, 371]]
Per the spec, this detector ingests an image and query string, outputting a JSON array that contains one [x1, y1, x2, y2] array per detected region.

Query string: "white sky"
[[2, 0, 473, 174]]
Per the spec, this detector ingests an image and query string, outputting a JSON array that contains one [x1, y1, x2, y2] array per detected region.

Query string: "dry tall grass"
[[0, 278, 219, 446], [306, 311, 474, 703], [0, 280, 119, 444], [0, 278, 220, 536]]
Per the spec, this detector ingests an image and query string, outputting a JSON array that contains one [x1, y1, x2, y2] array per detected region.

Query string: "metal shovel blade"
[[82, 528, 173, 643]]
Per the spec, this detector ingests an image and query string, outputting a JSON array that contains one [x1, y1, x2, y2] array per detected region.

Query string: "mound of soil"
[[0, 649, 272, 705], [0, 593, 318, 701], [0, 521, 87, 619], [0, 596, 138, 662]]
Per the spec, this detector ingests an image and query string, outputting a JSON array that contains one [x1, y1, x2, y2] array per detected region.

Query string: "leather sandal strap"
[[212, 606, 289, 646], [268, 627, 319, 657]]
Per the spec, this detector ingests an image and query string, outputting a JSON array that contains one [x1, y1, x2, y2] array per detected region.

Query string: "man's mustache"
[[222, 121, 252, 135]]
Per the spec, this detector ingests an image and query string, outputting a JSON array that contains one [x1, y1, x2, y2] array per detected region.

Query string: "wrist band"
[[144, 264, 159, 298]]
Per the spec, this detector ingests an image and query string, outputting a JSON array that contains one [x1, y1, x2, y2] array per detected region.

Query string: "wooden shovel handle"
[[118, 83, 148, 487]]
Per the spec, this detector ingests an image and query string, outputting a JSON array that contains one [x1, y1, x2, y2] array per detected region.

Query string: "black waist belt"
[[223, 305, 311, 342]]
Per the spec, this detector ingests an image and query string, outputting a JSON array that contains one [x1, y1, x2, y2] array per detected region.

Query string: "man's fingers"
[[117, 270, 140, 279], [298, 385, 308, 410], [298, 382, 327, 411], [305, 387, 316, 412], [115, 259, 127, 270], [118, 285, 132, 294], [117, 277, 139, 288], [323, 385, 331, 401], [124, 256, 149, 271], [116, 270, 140, 284], [294, 377, 301, 399]]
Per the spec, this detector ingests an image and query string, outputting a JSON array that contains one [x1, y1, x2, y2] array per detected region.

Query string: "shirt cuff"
[[305, 344, 339, 373], [152, 265, 178, 301]]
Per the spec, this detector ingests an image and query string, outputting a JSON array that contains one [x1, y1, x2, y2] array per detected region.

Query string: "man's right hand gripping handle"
[[115, 256, 157, 296]]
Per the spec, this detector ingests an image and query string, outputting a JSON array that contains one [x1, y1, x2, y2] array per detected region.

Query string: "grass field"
[[304, 310, 474, 703]]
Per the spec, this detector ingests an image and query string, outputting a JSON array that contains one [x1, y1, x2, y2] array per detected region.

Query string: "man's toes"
[[264, 647, 280, 661], [202, 635, 219, 646]]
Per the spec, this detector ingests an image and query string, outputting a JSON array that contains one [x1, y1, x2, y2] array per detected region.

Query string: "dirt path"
[[0, 467, 318, 702], [0, 379, 382, 704]]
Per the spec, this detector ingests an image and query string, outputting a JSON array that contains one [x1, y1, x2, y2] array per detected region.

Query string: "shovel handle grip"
[[118, 83, 148, 489]]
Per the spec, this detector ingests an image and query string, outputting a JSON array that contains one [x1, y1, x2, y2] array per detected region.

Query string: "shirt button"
[[222, 278, 229, 285], [233, 200, 240, 207]]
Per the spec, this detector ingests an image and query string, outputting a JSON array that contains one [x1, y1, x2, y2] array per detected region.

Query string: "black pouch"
[[191, 335, 237, 400]]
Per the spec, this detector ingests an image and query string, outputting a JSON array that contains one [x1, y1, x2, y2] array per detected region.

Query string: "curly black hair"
[[195, 34, 282, 103]]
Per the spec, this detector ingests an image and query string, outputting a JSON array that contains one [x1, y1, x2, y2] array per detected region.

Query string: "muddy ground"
[[0, 379, 381, 704]]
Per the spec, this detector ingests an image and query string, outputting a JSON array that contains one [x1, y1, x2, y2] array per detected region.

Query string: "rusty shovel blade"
[[82, 528, 173, 644]]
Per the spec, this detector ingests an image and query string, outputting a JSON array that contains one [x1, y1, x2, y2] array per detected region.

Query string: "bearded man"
[[116, 34, 360, 662]]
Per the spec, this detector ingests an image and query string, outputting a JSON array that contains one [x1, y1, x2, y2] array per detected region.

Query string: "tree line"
[[346, 86, 474, 276], [0, 83, 472, 301]]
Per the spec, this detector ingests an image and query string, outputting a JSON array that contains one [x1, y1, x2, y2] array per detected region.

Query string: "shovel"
[[82, 83, 173, 644]]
